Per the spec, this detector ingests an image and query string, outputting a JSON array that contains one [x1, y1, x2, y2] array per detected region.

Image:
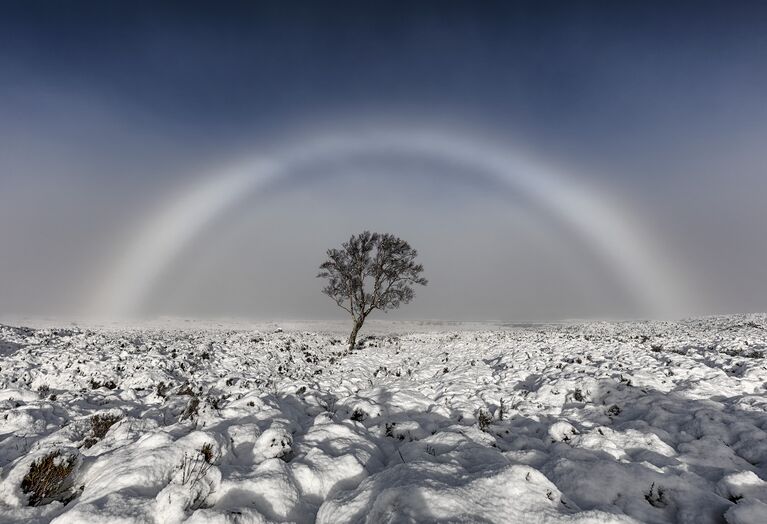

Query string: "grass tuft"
[[21, 451, 77, 506]]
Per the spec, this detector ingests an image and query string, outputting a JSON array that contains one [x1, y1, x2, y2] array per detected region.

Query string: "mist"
[[1, 1, 766, 322]]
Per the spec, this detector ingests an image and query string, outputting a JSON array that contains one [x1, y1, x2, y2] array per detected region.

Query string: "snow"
[[0, 315, 765, 522]]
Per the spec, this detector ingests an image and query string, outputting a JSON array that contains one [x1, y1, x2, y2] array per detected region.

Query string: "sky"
[[1, 1, 766, 322]]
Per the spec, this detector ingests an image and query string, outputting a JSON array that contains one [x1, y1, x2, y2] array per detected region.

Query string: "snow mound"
[[318, 462, 638, 523], [0, 314, 765, 522]]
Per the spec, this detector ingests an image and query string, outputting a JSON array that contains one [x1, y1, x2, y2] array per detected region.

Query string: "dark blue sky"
[[1, 1, 766, 319], [4, 1, 765, 153]]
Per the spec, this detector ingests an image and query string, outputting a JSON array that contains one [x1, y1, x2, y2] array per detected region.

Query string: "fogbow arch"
[[90, 127, 688, 318]]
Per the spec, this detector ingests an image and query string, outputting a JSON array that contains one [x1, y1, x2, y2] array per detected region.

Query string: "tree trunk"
[[348, 318, 365, 352]]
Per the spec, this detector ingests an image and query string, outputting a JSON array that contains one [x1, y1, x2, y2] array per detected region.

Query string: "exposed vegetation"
[[21, 451, 77, 507]]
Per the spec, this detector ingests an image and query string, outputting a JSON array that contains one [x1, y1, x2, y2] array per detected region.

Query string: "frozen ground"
[[0, 315, 766, 523]]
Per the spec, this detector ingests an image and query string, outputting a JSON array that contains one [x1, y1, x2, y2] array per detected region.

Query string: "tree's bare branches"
[[317, 231, 427, 350]]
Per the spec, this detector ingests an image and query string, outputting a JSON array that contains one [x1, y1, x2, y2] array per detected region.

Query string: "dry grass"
[[91, 413, 122, 439], [178, 443, 218, 485], [180, 396, 200, 421], [82, 413, 122, 449], [21, 451, 77, 506], [200, 442, 215, 464]]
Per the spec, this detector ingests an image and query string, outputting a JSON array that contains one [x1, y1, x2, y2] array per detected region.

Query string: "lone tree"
[[318, 231, 427, 351]]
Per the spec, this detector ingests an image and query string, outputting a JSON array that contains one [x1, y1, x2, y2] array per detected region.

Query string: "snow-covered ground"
[[1, 315, 766, 523]]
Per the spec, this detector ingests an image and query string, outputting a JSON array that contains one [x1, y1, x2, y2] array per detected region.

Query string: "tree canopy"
[[318, 231, 427, 350]]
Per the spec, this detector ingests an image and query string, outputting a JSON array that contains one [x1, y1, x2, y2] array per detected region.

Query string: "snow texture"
[[0, 314, 766, 523]]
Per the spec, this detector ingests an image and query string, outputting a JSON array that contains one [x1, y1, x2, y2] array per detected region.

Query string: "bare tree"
[[318, 231, 427, 351]]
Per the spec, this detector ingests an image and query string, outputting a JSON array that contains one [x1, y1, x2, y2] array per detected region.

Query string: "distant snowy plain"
[[1, 315, 766, 523]]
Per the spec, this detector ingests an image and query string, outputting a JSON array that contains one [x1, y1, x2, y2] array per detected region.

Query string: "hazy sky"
[[1, 1, 766, 321]]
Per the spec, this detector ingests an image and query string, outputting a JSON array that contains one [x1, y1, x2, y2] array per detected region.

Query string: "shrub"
[[178, 444, 218, 485], [156, 382, 170, 397], [176, 383, 195, 396], [21, 451, 77, 506], [89, 378, 117, 390], [477, 409, 493, 432], [91, 413, 121, 439], [180, 396, 200, 421], [200, 442, 215, 464], [82, 413, 121, 449], [645, 482, 668, 508], [207, 395, 228, 410]]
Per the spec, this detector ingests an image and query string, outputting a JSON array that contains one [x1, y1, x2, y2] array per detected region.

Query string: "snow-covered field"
[[1, 315, 766, 523]]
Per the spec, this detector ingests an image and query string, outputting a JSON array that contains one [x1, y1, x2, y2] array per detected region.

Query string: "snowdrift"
[[0, 316, 766, 523]]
